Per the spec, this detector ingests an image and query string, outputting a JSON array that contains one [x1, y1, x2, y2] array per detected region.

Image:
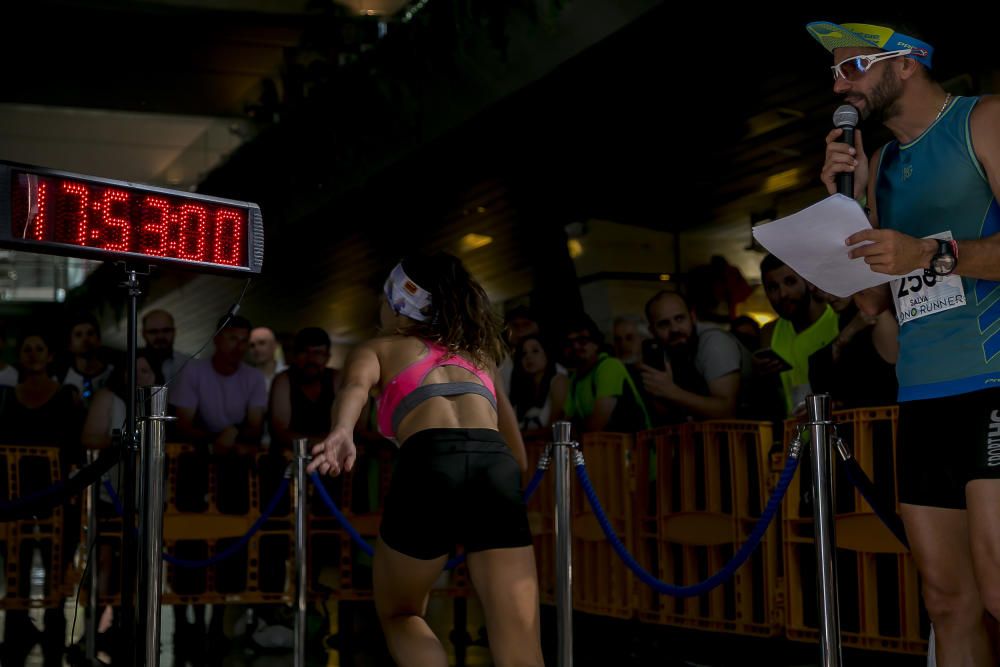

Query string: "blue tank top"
[[876, 95, 1000, 401]]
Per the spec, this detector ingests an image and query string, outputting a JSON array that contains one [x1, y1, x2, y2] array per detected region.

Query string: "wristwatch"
[[928, 239, 958, 277]]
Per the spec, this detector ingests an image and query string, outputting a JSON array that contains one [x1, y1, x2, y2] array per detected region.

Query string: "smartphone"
[[641, 338, 666, 371], [753, 347, 793, 372]]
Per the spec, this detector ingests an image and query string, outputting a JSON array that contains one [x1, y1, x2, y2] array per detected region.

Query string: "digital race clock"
[[0, 161, 263, 275]]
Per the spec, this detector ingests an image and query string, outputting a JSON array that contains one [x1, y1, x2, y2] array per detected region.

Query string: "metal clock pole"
[[118, 264, 143, 664]]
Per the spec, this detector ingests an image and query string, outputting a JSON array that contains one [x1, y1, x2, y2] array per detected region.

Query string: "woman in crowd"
[[0, 333, 84, 667], [509, 333, 567, 432]]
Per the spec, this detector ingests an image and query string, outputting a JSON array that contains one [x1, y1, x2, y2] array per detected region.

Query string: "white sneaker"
[[252, 622, 294, 649]]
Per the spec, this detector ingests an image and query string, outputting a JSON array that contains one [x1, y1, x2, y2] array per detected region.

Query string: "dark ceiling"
[[4, 1, 996, 231], [3, 1, 998, 341], [190, 3, 1000, 238]]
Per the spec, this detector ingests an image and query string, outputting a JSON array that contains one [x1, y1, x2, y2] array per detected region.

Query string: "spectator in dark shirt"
[[637, 291, 750, 423], [269, 327, 340, 449]]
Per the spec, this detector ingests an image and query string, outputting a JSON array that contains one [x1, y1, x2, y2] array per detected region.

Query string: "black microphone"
[[833, 104, 859, 197]]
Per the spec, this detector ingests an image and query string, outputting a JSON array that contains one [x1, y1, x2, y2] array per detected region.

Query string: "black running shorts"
[[898, 387, 1000, 509], [379, 428, 534, 559]]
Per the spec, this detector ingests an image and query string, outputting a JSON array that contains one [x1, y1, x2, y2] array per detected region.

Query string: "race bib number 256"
[[891, 231, 966, 326]]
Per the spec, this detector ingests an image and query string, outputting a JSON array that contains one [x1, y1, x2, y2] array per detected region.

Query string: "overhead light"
[[746, 311, 777, 326], [567, 239, 583, 258], [743, 107, 805, 140], [476, 206, 487, 214], [460, 233, 492, 252], [659, 274, 671, 282], [761, 167, 804, 195]]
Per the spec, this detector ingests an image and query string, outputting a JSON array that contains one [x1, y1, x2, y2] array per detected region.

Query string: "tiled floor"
[[4, 601, 929, 667]]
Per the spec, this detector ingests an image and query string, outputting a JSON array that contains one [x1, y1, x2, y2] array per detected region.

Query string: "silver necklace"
[[936, 92, 952, 120]]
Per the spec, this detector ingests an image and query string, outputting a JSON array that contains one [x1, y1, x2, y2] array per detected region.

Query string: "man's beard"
[[666, 329, 707, 394], [145, 346, 171, 363], [294, 364, 324, 382], [778, 291, 812, 322], [851, 67, 903, 122], [666, 328, 699, 364]]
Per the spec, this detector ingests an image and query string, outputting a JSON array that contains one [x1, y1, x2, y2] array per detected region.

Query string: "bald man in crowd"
[[637, 290, 751, 424], [249, 326, 287, 393]]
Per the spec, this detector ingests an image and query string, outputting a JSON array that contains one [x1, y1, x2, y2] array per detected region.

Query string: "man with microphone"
[[809, 19, 1000, 665]]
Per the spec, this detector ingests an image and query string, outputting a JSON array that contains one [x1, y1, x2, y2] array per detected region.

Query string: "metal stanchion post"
[[552, 421, 574, 667], [807, 393, 843, 667], [86, 449, 100, 664], [294, 438, 309, 667], [120, 268, 142, 664], [137, 386, 172, 667]]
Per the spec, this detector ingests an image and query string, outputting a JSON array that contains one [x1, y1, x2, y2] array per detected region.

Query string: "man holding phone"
[[757, 254, 840, 416], [637, 291, 751, 424]]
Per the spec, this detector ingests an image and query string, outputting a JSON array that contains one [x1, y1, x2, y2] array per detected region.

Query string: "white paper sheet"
[[751, 194, 902, 298]]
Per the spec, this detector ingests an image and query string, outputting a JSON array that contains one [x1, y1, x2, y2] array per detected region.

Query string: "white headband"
[[384, 263, 433, 322]]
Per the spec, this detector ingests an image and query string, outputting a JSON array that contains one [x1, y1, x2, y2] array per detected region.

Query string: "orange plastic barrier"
[[0, 445, 69, 610], [572, 432, 636, 619], [781, 407, 928, 654], [161, 444, 295, 605], [635, 421, 782, 636]]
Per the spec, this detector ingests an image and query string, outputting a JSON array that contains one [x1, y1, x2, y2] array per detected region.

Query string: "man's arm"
[[174, 406, 212, 443], [872, 310, 899, 364], [585, 396, 617, 432], [238, 406, 264, 445], [641, 330, 743, 419], [81, 389, 114, 450], [852, 147, 894, 316], [229, 369, 268, 450], [268, 371, 294, 448], [170, 363, 212, 443], [752, 322, 787, 376], [941, 96, 1000, 278], [848, 99, 1000, 280], [646, 369, 740, 420]]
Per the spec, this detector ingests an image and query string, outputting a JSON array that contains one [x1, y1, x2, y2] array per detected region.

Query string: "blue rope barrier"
[[309, 472, 375, 559], [575, 451, 800, 598], [104, 480, 125, 517], [0, 448, 120, 520], [104, 476, 292, 568], [522, 465, 545, 502], [309, 463, 549, 571], [1, 478, 67, 509]]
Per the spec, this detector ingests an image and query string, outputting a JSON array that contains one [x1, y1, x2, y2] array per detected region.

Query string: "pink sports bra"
[[376, 341, 497, 441]]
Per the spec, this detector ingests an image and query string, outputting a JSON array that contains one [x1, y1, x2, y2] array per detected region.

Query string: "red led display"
[[4, 168, 261, 273]]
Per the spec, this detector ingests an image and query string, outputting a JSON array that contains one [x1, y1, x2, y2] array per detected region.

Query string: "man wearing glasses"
[[562, 313, 650, 434], [809, 20, 1000, 665], [142, 308, 191, 384], [62, 313, 114, 408]]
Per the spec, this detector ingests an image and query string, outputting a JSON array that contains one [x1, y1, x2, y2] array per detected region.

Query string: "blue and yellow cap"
[[806, 22, 934, 69]]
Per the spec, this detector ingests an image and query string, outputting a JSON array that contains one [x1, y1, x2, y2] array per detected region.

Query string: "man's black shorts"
[[898, 387, 1000, 509]]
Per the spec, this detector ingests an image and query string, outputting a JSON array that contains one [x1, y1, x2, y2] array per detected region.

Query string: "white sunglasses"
[[831, 49, 912, 81]]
